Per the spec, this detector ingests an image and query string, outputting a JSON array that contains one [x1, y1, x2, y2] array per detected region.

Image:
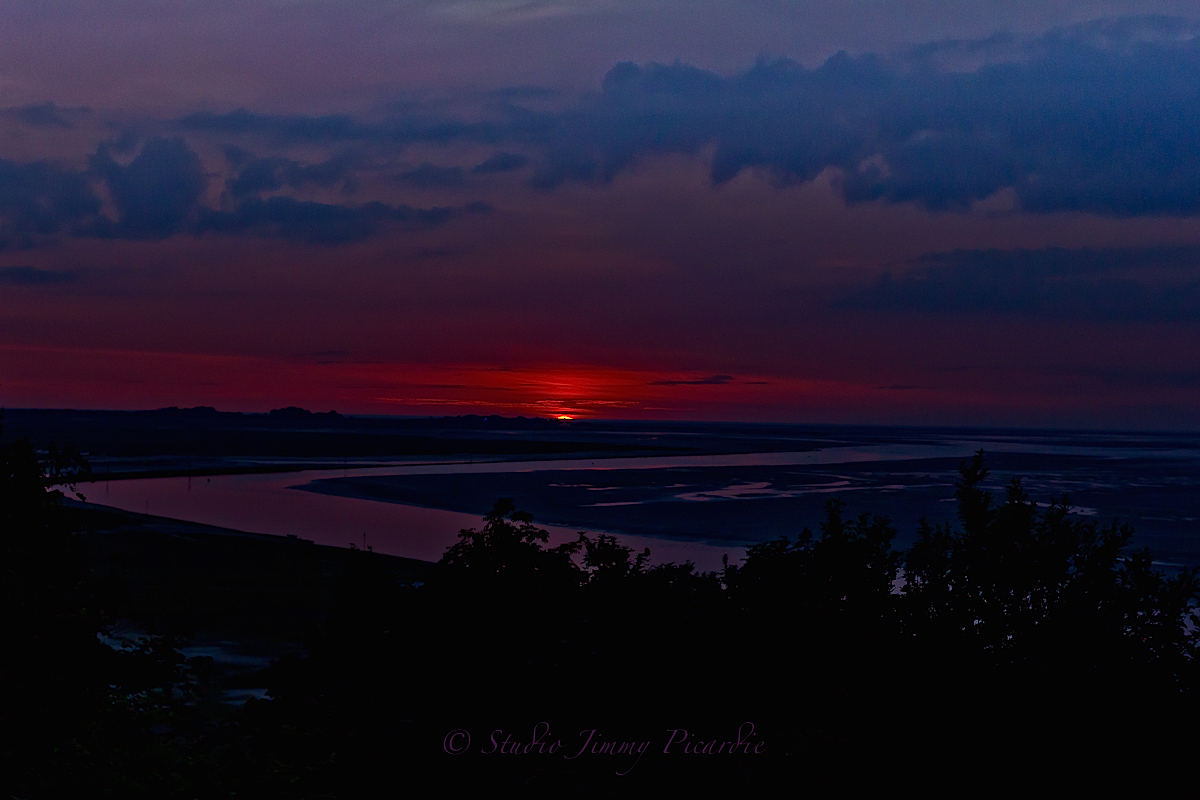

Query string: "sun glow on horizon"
[[0, 342, 970, 423]]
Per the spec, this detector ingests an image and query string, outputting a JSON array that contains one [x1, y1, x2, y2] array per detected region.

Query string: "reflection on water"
[[76, 464, 741, 570], [72, 446, 979, 571], [64, 431, 1200, 572]]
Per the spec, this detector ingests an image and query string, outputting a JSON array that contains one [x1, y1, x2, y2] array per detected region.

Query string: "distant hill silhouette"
[[0, 408, 654, 469]]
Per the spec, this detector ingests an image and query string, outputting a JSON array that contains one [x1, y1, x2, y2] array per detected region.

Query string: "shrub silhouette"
[[903, 451, 1200, 687], [436, 497, 584, 597]]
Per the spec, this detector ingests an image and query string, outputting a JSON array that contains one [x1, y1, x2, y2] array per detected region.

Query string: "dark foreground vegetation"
[[4, 416, 1199, 797]]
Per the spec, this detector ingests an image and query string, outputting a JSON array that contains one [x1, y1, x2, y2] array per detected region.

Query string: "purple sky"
[[2, 2, 1199, 428]]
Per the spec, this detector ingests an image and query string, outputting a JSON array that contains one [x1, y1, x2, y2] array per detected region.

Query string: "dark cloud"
[[1082, 367, 1200, 390], [176, 109, 373, 142], [0, 265, 76, 285], [0, 116, 503, 247], [155, 17, 1200, 216], [0, 138, 207, 246], [0, 158, 101, 249], [491, 86, 561, 101], [396, 163, 466, 189], [11, 16, 1198, 254], [197, 198, 397, 245], [0, 132, 490, 247], [528, 150, 599, 190], [13, 102, 72, 128], [509, 16, 1200, 214], [226, 157, 287, 196], [222, 144, 254, 167], [841, 246, 1200, 321], [91, 137, 207, 239], [472, 152, 529, 174], [104, 130, 140, 156], [0, 139, 210, 248], [225, 152, 359, 198], [650, 374, 734, 386], [196, 197, 485, 245], [287, 153, 359, 190]]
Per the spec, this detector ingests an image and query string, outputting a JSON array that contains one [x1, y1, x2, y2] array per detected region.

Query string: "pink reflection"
[[79, 470, 736, 571]]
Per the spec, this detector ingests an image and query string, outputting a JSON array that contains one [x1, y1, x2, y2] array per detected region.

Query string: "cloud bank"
[[143, 17, 1200, 219], [514, 17, 1200, 216], [3, 17, 1200, 253]]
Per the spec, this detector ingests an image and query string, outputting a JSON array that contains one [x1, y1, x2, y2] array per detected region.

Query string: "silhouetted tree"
[[436, 497, 584, 596], [903, 451, 1199, 682]]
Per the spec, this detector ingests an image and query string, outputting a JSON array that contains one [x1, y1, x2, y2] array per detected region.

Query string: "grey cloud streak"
[[396, 163, 467, 188], [175, 108, 509, 146], [196, 197, 491, 245], [649, 375, 735, 386], [224, 151, 361, 198], [840, 246, 1200, 321], [11, 102, 73, 128], [0, 265, 76, 285], [472, 152, 529, 173]]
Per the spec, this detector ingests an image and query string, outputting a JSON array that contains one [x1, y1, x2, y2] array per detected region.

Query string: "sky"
[[2, 1, 1200, 429]]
